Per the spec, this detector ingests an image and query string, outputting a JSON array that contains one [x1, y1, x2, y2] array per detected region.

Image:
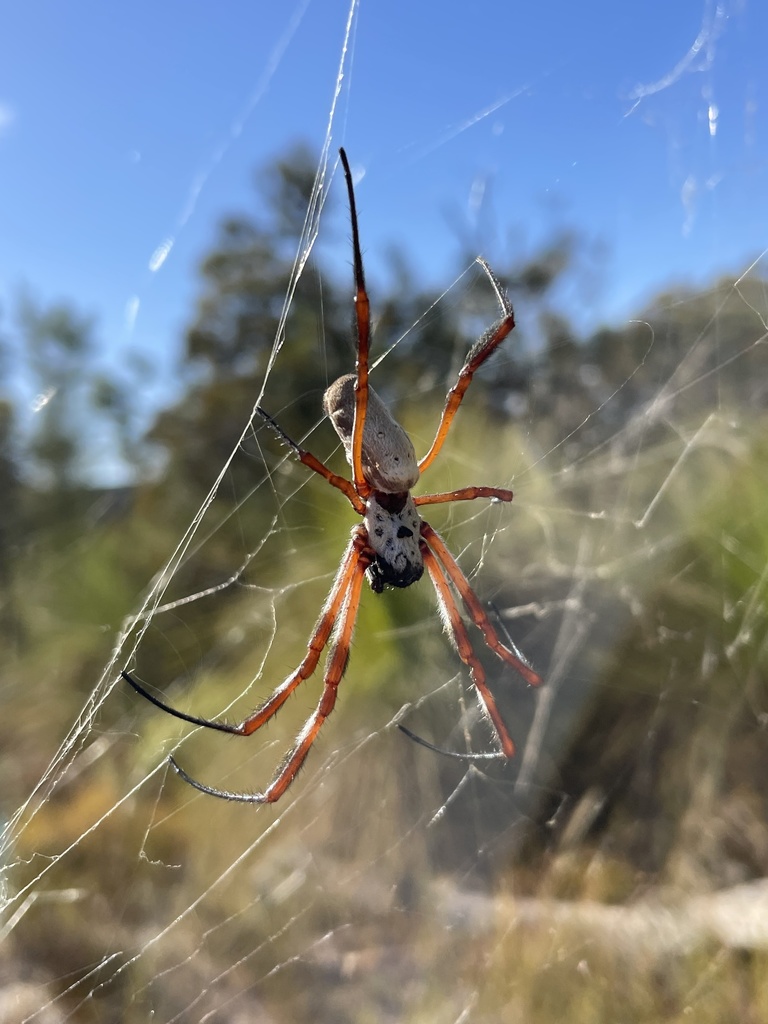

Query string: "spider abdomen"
[[363, 491, 424, 593], [324, 374, 419, 493]]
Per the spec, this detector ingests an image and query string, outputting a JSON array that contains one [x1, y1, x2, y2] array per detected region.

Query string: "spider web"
[[2, 1, 768, 1021]]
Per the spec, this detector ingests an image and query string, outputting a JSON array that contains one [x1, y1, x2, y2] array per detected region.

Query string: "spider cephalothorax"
[[123, 148, 543, 804], [361, 490, 423, 593]]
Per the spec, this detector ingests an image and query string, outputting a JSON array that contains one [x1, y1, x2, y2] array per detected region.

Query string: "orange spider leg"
[[170, 538, 371, 803], [420, 541, 516, 757], [339, 148, 371, 498], [420, 520, 542, 688], [418, 258, 515, 476], [256, 406, 364, 514], [415, 486, 514, 507], [123, 532, 370, 743]]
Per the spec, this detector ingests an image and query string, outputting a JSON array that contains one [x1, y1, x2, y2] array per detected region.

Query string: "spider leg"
[[418, 258, 515, 476], [420, 540, 516, 757], [123, 670, 239, 735], [256, 405, 364, 514], [339, 148, 371, 499], [415, 486, 514, 507], [397, 723, 506, 762], [168, 540, 370, 803], [123, 532, 370, 740], [420, 521, 543, 688]]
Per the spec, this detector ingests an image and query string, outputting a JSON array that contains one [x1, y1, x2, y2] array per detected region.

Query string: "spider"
[[123, 148, 543, 804]]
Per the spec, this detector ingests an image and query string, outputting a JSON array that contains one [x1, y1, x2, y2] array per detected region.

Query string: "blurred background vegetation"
[[1, 145, 768, 1023]]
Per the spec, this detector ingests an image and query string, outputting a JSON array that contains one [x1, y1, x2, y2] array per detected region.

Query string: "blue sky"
[[1, 0, 766, 427]]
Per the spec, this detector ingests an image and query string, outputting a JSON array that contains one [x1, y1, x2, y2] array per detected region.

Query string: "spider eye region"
[[364, 492, 424, 593]]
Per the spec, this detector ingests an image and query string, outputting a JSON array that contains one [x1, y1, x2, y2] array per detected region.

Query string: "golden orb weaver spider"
[[123, 148, 543, 804]]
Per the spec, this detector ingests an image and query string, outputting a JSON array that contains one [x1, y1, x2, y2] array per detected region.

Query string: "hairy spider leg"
[[255, 406, 365, 514], [339, 148, 371, 498], [124, 532, 370, 745], [420, 520, 543, 689], [420, 541, 516, 757], [170, 537, 371, 803], [414, 486, 514, 507], [418, 257, 515, 476]]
